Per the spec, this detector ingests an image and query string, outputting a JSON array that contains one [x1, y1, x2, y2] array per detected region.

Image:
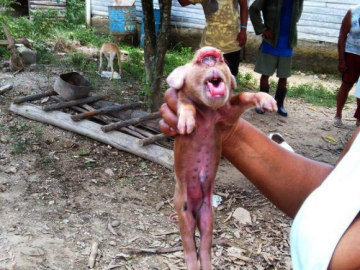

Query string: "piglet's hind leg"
[[198, 196, 213, 270], [175, 188, 199, 270]]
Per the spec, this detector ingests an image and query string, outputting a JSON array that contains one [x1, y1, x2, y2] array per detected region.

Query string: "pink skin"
[[168, 46, 277, 270]]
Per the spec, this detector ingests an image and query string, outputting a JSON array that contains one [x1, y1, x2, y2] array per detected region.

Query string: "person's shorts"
[[254, 50, 292, 78], [342, 52, 360, 84], [290, 133, 360, 269]]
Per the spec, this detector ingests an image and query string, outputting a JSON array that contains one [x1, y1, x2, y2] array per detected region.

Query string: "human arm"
[[159, 88, 333, 218], [338, 10, 352, 73], [178, 0, 193, 7], [249, 0, 266, 35], [296, 0, 304, 22], [237, 0, 248, 47]]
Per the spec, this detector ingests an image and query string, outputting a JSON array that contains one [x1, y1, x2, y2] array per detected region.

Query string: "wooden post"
[[71, 102, 142, 121], [13, 91, 57, 104], [42, 95, 102, 111], [86, 0, 92, 27], [139, 134, 168, 146]]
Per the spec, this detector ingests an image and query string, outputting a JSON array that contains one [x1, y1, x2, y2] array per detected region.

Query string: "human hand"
[[159, 88, 179, 137], [237, 29, 247, 47], [262, 29, 274, 39]]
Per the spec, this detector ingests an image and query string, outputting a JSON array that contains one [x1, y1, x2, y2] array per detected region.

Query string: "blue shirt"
[[262, 0, 293, 57]]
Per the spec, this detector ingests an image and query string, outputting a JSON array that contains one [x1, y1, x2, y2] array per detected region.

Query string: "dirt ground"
[[0, 60, 358, 270]]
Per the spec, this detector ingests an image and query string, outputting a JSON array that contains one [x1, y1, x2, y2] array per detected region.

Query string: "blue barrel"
[[140, 8, 161, 48], [108, 5, 137, 35]]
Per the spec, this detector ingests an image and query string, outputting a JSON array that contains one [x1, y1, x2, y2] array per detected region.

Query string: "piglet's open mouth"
[[206, 74, 225, 97]]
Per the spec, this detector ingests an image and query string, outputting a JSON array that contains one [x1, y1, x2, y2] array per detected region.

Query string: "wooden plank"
[[303, 6, 349, 16], [300, 13, 343, 23], [30, 1, 66, 5], [298, 20, 340, 30], [91, 10, 108, 16], [298, 26, 339, 37], [298, 33, 337, 43], [30, 5, 66, 10], [9, 103, 174, 169], [309, 0, 358, 5]]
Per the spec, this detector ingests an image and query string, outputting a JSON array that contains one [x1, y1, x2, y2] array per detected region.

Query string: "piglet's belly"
[[174, 135, 221, 210]]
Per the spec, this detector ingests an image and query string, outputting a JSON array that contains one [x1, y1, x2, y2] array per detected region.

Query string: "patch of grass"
[[287, 83, 340, 107], [63, 27, 111, 47], [10, 136, 29, 154], [121, 48, 145, 80], [236, 72, 257, 92], [34, 128, 43, 140], [75, 150, 90, 156], [164, 45, 193, 76], [9, 120, 29, 132], [41, 155, 54, 169], [85, 160, 96, 168]]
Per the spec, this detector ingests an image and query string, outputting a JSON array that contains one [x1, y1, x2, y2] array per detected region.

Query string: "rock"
[[0, 135, 8, 143], [105, 168, 115, 177], [212, 194, 222, 207], [109, 240, 117, 246], [6, 166, 17, 174], [17, 45, 37, 65], [232, 207, 252, 225], [100, 71, 121, 80], [0, 83, 13, 95], [111, 220, 120, 227], [29, 63, 39, 71]]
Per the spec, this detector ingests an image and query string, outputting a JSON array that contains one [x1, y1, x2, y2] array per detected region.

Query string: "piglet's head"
[[166, 46, 237, 109]]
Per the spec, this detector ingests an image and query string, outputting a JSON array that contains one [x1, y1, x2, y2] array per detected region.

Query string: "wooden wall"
[[90, 0, 359, 44], [29, 0, 67, 18]]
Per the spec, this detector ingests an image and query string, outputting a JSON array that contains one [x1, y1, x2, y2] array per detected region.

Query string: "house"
[[12, 0, 67, 18], [87, 0, 359, 72], [88, 0, 358, 44]]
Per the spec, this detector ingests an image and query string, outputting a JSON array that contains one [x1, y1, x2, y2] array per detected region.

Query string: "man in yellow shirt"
[[178, 0, 248, 77]]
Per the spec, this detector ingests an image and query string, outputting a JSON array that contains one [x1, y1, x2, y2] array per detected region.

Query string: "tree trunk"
[[141, 0, 172, 112]]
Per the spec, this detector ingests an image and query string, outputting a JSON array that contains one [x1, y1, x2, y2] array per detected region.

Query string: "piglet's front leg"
[[177, 91, 196, 135], [231, 92, 278, 112], [216, 92, 277, 127]]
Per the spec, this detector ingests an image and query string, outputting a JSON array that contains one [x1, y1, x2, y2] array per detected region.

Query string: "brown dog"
[[166, 46, 277, 270], [98, 42, 122, 80]]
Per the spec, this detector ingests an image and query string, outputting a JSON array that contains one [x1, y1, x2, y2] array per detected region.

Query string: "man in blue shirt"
[[250, 0, 304, 117]]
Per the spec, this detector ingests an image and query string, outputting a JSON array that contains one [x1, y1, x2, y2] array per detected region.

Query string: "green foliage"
[[163, 45, 193, 76], [0, 0, 17, 29], [65, 27, 110, 46], [65, 0, 85, 26], [31, 9, 63, 36], [287, 83, 340, 107]]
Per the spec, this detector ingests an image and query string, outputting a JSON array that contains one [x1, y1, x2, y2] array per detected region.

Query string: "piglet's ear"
[[166, 65, 188, 90]]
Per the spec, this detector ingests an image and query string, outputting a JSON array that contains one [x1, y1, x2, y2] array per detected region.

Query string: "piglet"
[[166, 46, 277, 270]]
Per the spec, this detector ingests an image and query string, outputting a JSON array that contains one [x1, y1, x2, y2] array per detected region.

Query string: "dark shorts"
[[254, 50, 292, 78], [224, 50, 241, 77], [342, 53, 360, 84]]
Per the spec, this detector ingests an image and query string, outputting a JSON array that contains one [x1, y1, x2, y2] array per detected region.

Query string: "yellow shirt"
[[190, 0, 241, 54]]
